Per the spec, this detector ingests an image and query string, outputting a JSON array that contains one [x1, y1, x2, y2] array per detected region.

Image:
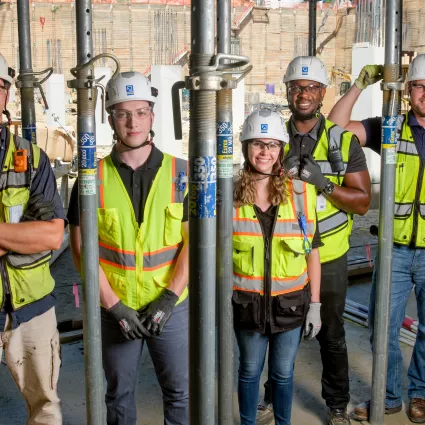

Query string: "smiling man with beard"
[[256, 56, 371, 425], [328, 55, 425, 424]]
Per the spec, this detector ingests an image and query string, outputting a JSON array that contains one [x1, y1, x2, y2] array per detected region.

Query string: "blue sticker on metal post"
[[217, 122, 233, 178], [381, 115, 399, 165], [78, 132, 96, 169], [217, 122, 233, 155], [189, 156, 216, 219], [23, 124, 37, 144]]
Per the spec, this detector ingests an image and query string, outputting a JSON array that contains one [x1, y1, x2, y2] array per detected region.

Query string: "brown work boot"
[[351, 400, 402, 422], [408, 398, 425, 423]]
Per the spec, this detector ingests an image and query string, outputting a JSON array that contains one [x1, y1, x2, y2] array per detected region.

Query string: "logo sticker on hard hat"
[[261, 124, 268, 133], [126, 85, 134, 96], [302, 66, 308, 75]]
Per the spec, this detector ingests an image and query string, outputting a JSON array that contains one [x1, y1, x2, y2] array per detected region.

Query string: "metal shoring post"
[[17, 0, 37, 143], [308, 0, 316, 56], [370, 0, 402, 423], [75, 2, 103, 423], [189, 0, 217, 421], [216, 0, 233, 422]]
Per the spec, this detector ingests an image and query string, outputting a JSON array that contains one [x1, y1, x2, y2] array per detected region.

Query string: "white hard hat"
[[283, 56, 329, 87], [240, 110, 289, 144], [0, 54, 13, 85], [105, 71, 157, 110], [406, 54, 425, 83]]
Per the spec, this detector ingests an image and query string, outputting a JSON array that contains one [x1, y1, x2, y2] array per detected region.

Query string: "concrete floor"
[[0, 269, 418, 425]]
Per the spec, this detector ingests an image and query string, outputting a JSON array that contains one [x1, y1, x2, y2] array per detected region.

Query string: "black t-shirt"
[[67, 144, 188, 226], [288, 115, 368, 174], [0, 127, 67, 329], [362, 112, 425, 159]]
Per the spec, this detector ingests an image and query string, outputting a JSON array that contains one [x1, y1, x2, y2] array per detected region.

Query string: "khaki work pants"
[[0, 307, 62, 425]]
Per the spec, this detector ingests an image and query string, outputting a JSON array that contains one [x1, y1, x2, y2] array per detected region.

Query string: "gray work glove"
[[354, 65, 384, 90], [21, 194, 55, 222], [299, 154, 330, 191], [138, 288, 179, 336], [108, 301, 150, 340], [304, 302, 322, 340], [283, 155, 301, 179]]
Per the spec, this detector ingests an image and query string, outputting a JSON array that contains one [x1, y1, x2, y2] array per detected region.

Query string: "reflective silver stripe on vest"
[[317, 125, 349, 176], [6, 250, 51, 268], [318, 210, 348, 235], [290, 180, 315, 236], [317, 161, 348, 176], [99, 244, 136, 269], [393, 203, 412, 217], [398, 140, 418, 155], [173, 157, 188, 204], [144, 245, 180, 270], [233, 270, 308, 294], [420, 205, 425, 216]]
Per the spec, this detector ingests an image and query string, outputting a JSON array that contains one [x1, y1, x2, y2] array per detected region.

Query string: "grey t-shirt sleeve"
[[30, 149, 67, 223], [361, 117, 382, 154], [345, 135, 368, 174]]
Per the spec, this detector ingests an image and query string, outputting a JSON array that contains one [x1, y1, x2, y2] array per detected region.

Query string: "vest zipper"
[[411, 157, 424, 247]]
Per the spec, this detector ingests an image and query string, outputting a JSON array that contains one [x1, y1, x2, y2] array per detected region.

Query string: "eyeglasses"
[[249, 140, 282, 151], [287, 84, 322, 95], [410, 83, 425, 94], [111, 107, 152, 121]]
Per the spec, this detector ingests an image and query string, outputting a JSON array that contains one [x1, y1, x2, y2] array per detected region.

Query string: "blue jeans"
[[101, 298, 189, 425], [369, 244, 425, 408], [235, 326, 302, 425]]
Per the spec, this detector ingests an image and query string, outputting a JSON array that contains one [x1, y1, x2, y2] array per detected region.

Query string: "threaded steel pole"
[[75, 2, 104, 423], [217, 0, 234, 422], [189, 0, 217, 422], [370, 0, 401, 423], [17, 0, 37, 143], [308, 0, 316, 56]]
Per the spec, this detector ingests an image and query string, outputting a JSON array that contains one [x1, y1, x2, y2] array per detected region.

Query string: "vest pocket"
[[98, 208, 121, 248], [2, 188, 30, 223], [232, 290, 260, 330], [273, 286, 310, 329], [164, 203, 183, 246], [233, 240, 254, 277], [273, 239, 307, 279]]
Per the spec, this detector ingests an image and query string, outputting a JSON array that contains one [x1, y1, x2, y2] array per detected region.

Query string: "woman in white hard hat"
[[233, 109, 322, 425]]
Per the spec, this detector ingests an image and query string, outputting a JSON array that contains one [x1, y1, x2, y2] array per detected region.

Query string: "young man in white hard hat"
[[328, 56, 425, 424], [69, 71, 189, 425], [0, 53, 66, 424], [257, 56, 371, 425]]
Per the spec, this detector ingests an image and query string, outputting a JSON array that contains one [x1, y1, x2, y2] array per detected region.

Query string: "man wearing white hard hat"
[[69, 71, 189, 425], [0, 54, 66, 424], [257, 57, 371, 425], [329, 56, 425, 424]]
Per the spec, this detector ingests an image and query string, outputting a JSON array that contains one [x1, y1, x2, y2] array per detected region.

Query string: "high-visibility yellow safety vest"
[[394, 113, 425, 247], [97, 152, 188, 310], [232, 180, 316, 296], [285, 119, 354, 263], [0, 131, 54, 310]]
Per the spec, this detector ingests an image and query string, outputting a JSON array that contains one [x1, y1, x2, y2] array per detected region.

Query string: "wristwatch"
[[322, 181, 335, 195]]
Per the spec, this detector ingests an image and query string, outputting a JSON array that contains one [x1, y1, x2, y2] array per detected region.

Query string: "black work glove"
[[108, 301, 150, 340], [283, 155, 301, 179], [299, 154, 330, 191], [138, 289, 179, 336], [21, 194, 55, 222]]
